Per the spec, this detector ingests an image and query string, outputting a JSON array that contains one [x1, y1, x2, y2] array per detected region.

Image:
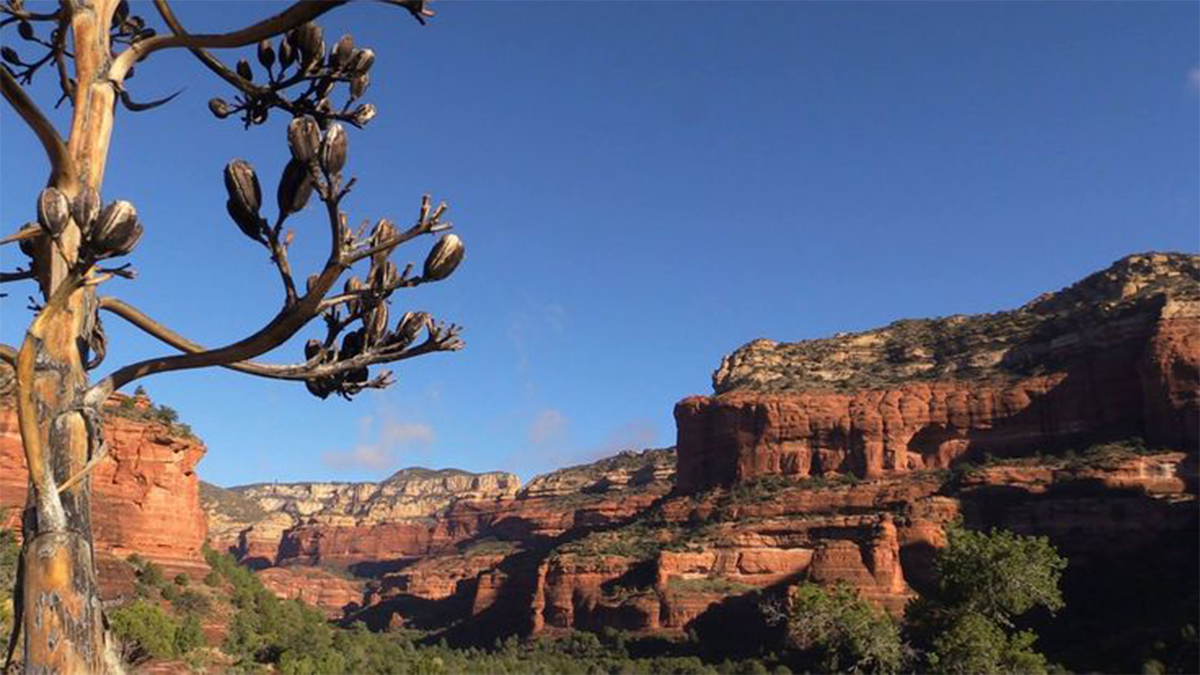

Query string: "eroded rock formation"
[[677, 252, 1199, 492], [201, 467, 520, 569], [0, 392, 210, 597]]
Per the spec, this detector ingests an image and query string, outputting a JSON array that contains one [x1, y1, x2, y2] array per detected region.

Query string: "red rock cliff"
[[676, 253, 1199, 492], [0, 393, 209, 593]]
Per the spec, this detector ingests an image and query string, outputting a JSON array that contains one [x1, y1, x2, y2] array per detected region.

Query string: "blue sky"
[[2, 2, 1197, 487]]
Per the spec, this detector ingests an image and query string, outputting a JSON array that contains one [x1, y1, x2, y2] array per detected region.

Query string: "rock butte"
[[679, 252, 1198, 492]]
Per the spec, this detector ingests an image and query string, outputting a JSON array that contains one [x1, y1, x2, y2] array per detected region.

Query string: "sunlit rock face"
[[202, 467, 521, 569], [676, 252, 1199, 492], [1, 392, 210, 598]]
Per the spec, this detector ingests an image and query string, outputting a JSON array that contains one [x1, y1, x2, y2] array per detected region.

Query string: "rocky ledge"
[[0, 391, 210, 599], [203, 467, 520, 569], [678, 253, 1199, 491]]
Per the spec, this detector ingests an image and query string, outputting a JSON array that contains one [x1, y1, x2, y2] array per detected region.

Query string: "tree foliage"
[[766, 582, 904, 674], [935, 524, 1066, 626], [907, 522, 1068, 674], [108, 600, 202, 663]]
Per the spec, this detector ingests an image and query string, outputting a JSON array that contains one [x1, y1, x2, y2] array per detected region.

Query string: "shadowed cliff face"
[[677, 252, 1199, 492]]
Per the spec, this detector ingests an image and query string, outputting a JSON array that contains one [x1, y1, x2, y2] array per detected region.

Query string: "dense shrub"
[[906, 522, 1067, 674], [172, 589, 211, 616], [108, 600, 180, 662], [765, 582, 904, 674]]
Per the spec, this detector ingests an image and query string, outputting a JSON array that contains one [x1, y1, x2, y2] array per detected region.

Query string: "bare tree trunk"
[[17, 1, 122, 671]]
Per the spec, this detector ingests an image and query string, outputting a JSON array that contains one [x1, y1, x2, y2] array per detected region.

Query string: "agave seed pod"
[[92, 200, 142, 258], [236, 58, 253, 82], [350, 73, 370, 100], [391, 311, 430, 349], [368, 261, 400, 295], [340, 328, 365, 360], [331, 34, 354, 69], [1, 47, 21, 66], [369, 218, 396, 267], [304, 338, 323, 362], [366, 264, 381, 293], [349, 48, 375, 75], [17, 21, 33, 40], [250, 105, 270, 125], [277, 159, 314, 217], [226, 199, 264, 243], [320, 123, 347, 176], [278, 34, 295, 68], [208, 98, 231, 118], [297, 22, 324, 68], [350, 103, 376, 127], [306, 273, 320, 295], [16, 223, 38, 258], [257, 39, 275, 69], [423, 233, 464, 281], [305, 377, 334, 399], [315, 77, 336, 101], [224, 159, 262, 215], [36, 187, 70, 238], [72, 186, 102, 236], [343, 275, 365, 315], [384, 261, 399, 289], [365, 302, 389, 346], [287, 116, 321, 164]]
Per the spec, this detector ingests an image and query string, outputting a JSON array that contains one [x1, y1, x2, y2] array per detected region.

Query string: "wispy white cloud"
[[322, 414, 435, 472], [513, 412, 661, 477], [321, 444, 396, 471], [1189, 66, 1200, 93], [508, 301, 568, 374], [592, 420, 658, 457], [528, 408, 568, 446]]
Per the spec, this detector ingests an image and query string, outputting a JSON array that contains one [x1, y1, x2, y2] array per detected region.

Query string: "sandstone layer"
[[0, 392, 210, 597], [202, 467, 520, 569], [678, 253, 1199, 492]]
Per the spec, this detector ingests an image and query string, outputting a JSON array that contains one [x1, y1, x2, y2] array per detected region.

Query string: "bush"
[[173, 589, 212, 616], [140, 560, 164, 587], [204, 570, 222, 587], [174, 614, 206, 654], [174, 573, 190, 586], [907, 523, 1067, 674], [767, 582, 904, 674], [109, 600, 178, 662], [929, 613, 1045, 675], [935, 524, 1065, 624]]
